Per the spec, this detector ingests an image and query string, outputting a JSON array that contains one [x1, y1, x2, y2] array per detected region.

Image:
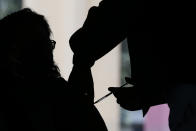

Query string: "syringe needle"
[[94, 92, 112, 104], [94, 82, 128, 104]]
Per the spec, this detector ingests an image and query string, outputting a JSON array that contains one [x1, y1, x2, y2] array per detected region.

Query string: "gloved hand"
[[108, 86, 143, 111], [68, 65, 94, 101]]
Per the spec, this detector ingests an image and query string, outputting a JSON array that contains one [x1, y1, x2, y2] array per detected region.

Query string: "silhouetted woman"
[[0, 8, 107, 131]]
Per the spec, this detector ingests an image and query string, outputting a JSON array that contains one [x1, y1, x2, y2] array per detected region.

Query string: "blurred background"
[[0, 0, 170, 131]]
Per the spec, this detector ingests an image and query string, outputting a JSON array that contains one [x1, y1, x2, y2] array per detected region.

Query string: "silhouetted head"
[[0, 8, 60, 79]]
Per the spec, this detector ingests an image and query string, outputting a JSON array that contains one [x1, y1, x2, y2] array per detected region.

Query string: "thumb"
[[108, 87, 119, 92], [108, 87, 121, 98]]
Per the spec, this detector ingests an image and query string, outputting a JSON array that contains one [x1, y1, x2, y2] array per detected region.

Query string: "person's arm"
[[70, 0, 131, 67], [68, 0, 143, 100]]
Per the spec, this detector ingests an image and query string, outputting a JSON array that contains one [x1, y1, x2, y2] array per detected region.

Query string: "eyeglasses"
[[50, 40, 56, 49]]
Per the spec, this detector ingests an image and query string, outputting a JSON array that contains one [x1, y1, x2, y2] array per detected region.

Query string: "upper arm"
[[70, 0, 130, 63]]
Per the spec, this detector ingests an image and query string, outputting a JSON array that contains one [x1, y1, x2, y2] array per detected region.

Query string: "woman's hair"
[[0, 8, 61, 79]]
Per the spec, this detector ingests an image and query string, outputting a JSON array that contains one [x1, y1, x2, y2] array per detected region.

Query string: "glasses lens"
[[50, 40, 56, 49]]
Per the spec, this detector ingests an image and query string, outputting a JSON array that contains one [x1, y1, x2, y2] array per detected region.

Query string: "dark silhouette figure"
[[0, 8, 107, 131], [69, 0, 196, 130]]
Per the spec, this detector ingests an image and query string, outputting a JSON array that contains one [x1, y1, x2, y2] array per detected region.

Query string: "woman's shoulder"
[[51, 77, 68, 87], [42, 76, 68, 92]]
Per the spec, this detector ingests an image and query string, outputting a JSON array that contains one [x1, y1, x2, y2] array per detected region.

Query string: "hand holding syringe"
[[94, 77, 134, 104]]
